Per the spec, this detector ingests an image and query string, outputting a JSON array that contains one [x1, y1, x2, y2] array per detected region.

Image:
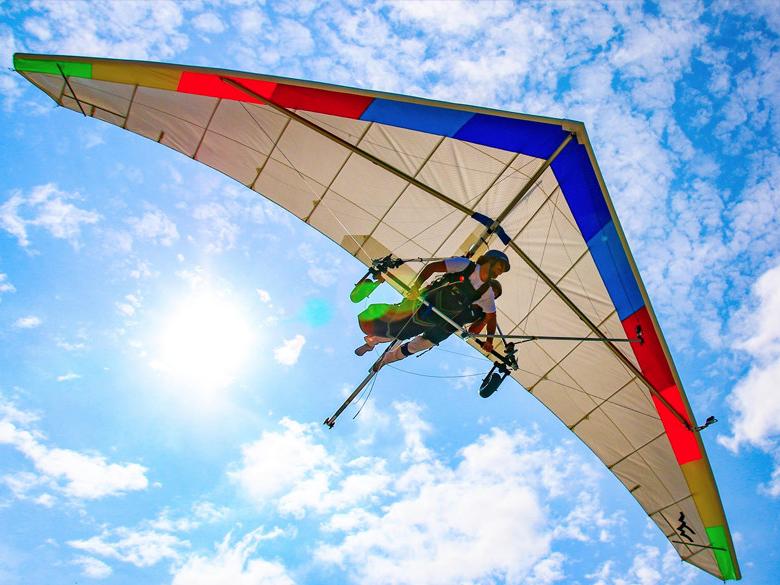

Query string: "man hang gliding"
[[353, 250, 510, 372]]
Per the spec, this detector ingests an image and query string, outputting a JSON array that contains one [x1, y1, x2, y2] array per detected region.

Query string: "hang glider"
[[14, 53, 740, 581]]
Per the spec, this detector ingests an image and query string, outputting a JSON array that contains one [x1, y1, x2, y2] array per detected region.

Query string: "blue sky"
[[1, 1, 780, 583]]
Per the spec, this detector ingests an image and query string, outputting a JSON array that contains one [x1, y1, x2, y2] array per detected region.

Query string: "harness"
[[417, 260, 497, 326]]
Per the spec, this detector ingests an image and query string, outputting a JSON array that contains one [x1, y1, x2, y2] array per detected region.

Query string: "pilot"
[[354, 250, 510, 371]]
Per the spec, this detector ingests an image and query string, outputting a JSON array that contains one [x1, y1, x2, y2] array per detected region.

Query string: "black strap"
[[461, 262, 496, 304], [472, 279, 495, 301]]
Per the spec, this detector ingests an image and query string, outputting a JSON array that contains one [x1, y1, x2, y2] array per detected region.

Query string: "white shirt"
[[443, 257, 496, 314]]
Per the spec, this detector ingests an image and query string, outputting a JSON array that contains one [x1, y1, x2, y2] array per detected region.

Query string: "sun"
[[153, 291, 255, 394]]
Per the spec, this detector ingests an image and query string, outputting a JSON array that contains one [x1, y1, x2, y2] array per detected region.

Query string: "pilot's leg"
[[372, 335, 435, 371]]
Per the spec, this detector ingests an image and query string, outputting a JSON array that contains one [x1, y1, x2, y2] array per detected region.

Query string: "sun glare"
[[154, 292, 255, 394]]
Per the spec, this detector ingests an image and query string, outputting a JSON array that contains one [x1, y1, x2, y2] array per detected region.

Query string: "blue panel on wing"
[[454, 114, 569, 158], [552, 141, 611, 242], [360, 98, 473, 137], [588, 221, 645, 320]]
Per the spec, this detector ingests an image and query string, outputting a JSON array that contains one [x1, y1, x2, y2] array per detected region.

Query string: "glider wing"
[[14, 53, 739, 580]]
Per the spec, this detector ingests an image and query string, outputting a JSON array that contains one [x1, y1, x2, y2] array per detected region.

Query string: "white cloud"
[[192, 501, 230, 524], [72, 556, 112, 580], [388, 0, 512, 35], [229, 417, 334, 507], [81, 131, 104, 149], [720, 264, 780, 491], [146, 512, 196, 534], [116, 293, 142, 318], [720, 356, 780, 451], [313, 408, 613, 585], [227, 400, 615, 583], [3, 471, 50, 503], [610, 545, 697, 585], [234, 8, 268, 37], [100, 228, 134, 255], [128, 208, 179, 246], [13, 315, 41, 329], [57, 339, 86, 351], [57, 372, 81, 382], [730, 152, 780, 262], [273, 334, 305, 366], [193, 202, 240, 253], [314, 475, 549, 585], [229, 417, 393, 520], [69, 528, 186, 568], [129, 260, 155, 279], [0, 397, 148, 501], [34, 492, 56, 507], [279, 456, 391, 519], [175, 267, 207, 288], [0, 29, 23, 110], [297, 242, 341, 287], [448, 365, 481, 390], [762, 456, 780, 497], [229, 402, 617, 585], [172, 529, 294, 585], [26, 447, 147, 500], [278, 18, 314, 55], [68, 501, 233, 574], [147, 501, 229, 533], [109, 162, 144, 184], [116, 303, 135, 317], [528, 552, 566, 585], [0, 184, 99, 250], [305, 264, 339, 287], [192, 12, 225, 35], [395, 401, 432, 463], [0, 273, 15, 297], [352, 386, 392, 446], [587, 559, 614, 585], [710, 44, 780, 153], [16, 1, 188, 60], [609, 10, 705, 110]]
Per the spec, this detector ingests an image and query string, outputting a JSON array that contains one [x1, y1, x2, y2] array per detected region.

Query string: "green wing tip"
[[705, 526, 739, 580], [12, 54, 92, 78]]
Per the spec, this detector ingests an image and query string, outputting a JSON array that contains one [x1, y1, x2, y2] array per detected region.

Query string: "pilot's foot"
[[354, 343, 374, 356]]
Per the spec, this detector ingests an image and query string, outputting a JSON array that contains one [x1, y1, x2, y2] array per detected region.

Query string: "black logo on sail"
[[677, 512, 696, 543]]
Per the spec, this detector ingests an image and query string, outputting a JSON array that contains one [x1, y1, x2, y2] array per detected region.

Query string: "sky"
[[1, 1, 779, 584]]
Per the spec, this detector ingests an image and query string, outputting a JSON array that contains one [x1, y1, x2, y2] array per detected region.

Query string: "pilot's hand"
[[481, 340, 494, 353]]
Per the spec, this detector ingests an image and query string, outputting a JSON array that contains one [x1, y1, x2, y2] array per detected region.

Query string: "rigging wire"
[[386, 364, 489, 379], [436, 346, 491, 360]]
